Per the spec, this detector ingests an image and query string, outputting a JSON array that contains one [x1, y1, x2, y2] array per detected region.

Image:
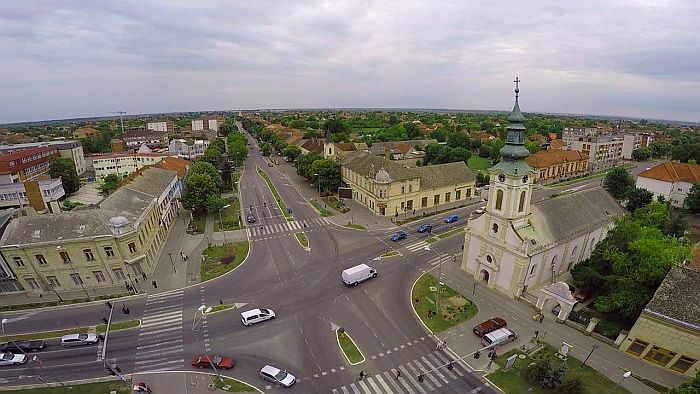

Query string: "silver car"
[[0, 352, 27, 366], [260, 364, 296, 387], [60, 333, 99, 347]]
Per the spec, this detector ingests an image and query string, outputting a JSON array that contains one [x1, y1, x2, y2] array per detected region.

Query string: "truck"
[[342, 264, 377, 286]]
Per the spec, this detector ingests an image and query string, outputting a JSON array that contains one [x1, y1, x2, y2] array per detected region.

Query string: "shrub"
[[558, 377, 585, 394], [526, 360, 551, 384]]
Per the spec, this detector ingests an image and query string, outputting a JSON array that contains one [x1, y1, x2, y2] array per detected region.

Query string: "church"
[[460, 80, 625, 301]]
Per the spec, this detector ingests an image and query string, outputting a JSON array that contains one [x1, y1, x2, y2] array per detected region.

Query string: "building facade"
[[192, 116, 225, 132], [0, 176, 64, 212], [120, 129, 169, 150], [636, 161, 700, 208], [0, 168, 182, 296], [0, 146, 59, 182], [168, 138, 210, 160], [0, 140, 87, 176], [341, 151, 475, 216], [146, 120, 174, 134], [92, 152, 169, 179], [562, 128, 626, 171], [525, 149, 589, 183]]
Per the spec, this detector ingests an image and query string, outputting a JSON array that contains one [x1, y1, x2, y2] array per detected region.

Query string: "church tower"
[[323, 129, 336, 159], [485, 78, 535, 229]]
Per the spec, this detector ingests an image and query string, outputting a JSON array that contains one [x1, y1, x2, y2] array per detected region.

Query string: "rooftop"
[[645, 264, 700, 329], [638, 161, 700, 184], [525, 149, 588, 168]]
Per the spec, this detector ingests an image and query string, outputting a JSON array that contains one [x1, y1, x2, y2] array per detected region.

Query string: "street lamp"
[[219, 204, 232, 254], [192, 305, 224, 384], [167, 253, 177, 274], [580, 344, 599, 367], [424, 246, 444, 315], [613, 371, 632, 389], [313, 173, 321, 197]]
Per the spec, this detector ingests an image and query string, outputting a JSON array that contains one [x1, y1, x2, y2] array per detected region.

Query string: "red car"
[[191, 354, 234, 369], [473, 317, 507, 337]]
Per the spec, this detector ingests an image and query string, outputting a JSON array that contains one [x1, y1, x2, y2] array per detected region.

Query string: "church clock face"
[[522, 175, 529, 183], [498, 173, 506, 182]]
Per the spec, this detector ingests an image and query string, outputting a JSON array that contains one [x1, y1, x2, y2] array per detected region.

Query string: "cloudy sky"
[[1, 0, 698, 124]]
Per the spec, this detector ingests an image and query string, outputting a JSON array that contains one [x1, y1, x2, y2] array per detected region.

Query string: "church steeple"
[[491, 77, 534, 176]]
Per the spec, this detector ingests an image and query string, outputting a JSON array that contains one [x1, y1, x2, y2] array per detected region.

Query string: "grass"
[[231, 173, 241, 192], [2, 319, 140, 342], [323, 196, 349, 213], [214, 197, 242, 232], [208, 304, 235, 314], [187, 212, 207, 235], [7, 380, 132, 393], [468, 155, 492, 171], [633, 374, 669, 393], [336, 329, 365, 365], [411, 273, 479, 333], [0, 292, 134, 312], [295, 232, 309, 248], [211, 376, 258, 392], [426, 228, 465, 244], [256, 166, 293, 220], [486, 345, 630, 394], [344, 223, 366, 230], [380, 250, 400, 258], [311, 199, 334, 216], [200, 241, 250, 282]]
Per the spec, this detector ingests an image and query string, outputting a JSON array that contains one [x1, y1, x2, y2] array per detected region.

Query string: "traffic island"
[[207, 303, 236, 315], [486, 345, 631, 394], [336, 328, 365, 365], [211, 375, 258, 392], [426, 228, 465, 244], [411, 273, 478, 333], [200, 241, 250, 282], [294, 232, 310, 249], [311, 199, 334, 216], [2, 319, 141, 342], [379, 250, 400, 258], [256, 166, 293, 221]]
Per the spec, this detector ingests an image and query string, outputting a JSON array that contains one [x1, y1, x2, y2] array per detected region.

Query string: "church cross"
[[513, 76, 521, 97]]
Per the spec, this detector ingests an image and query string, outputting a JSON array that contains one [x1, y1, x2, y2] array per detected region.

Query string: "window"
[[408, 185, 412, 193], [25, 277, 39, 290], [518, 191, 526, 212], [70, 273, 84, 286], [670, 356, 697, 374], [47, 276, 61, 287], [590, 238, 596, 251], [83, 249, 94, 261], [433, 195, 440, 205], [486, 255, 493, 264], [93, 271, 106, 283], [495, 189, 504, 210], [492, 223, 499, 233], [626, 339, 648, 356], [113, 268, 126, 280], [530, 264, 537, 275], [13, 256, 25, 267], [35, 254, 47, 265], [445, 192, 451, 203], [128, 242, 137, 254], [104, 247, 115, 257], [59, 251, 71, 264], [466, 188, 471, 197], [401, 186, 405, 194], [643, 346, 676, 367], [421, 197, 427, 207]]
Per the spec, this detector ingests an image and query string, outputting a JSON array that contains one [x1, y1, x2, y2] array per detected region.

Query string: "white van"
[[342, 264, 377, 286], [481, 328, 517, 348], [240, 308, 276, 326]]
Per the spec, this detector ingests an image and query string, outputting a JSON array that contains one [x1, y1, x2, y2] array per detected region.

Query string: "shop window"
[[643, 346, 676, 367], [670, 356, 697, 374]]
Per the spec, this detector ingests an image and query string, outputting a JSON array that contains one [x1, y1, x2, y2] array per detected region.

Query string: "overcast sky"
[[1, 0, 699, 124]]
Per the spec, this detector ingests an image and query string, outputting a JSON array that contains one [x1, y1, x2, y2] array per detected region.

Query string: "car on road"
[[0, 340, 46, 353], [247, 214, 256, 223], [191, 354, 234, 369], [481, 328, 517, 348], [260, 364, 296, 387], [416, 224, 432, 233], [267, 162, 274, 167], [475, 207, 485, 214], [241, 308, 276, 326], [390, 231, 408, 242], [444, 214, 459, 223], [60, 333, 99, 347], [0, 352, 27, 366], [472, 318, 507, 337]]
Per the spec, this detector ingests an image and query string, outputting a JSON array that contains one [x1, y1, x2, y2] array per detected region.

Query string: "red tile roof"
[[639, 161, 700, 183]]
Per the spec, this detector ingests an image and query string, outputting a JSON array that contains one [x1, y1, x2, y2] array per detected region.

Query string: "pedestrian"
[[359, 371, 365, 381], [436, 340, 442, 350], [442, 340, 447, 349], [539, 314, 544, 324], [152, 280, 158, 289], [395, 370, 401, 379], [184, 254, 188, 261], [142, 272, 147, 280]]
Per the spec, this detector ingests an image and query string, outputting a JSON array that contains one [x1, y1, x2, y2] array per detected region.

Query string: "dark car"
[[191, 354, 234, 370], [472, 318, 507, 337], [0, 340, 47, 353], [417, 224, 432, 233], [390, 231, 408, 242], [444, 214, 459, 223], [247, 214, 256, 223]]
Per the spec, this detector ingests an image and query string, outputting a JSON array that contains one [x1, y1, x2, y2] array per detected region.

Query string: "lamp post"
[[48, 282, 63, 302], [580, 344, 599, 367], [313, 173, 321, 197], [219, 204, 232, 254], [613, 371, 632, 389], [424, 246, 444, 314], [192, 305, 224, 383]]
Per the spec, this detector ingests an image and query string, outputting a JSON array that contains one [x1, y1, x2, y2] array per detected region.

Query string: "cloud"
[[0, 0, 698, 123]]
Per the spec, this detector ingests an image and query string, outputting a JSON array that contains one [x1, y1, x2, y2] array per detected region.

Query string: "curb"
[[335, 329, 366, 366], [134, 370, 264, 393]]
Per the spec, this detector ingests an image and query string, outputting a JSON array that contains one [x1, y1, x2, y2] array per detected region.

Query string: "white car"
[[0, 352, 27, 366], [240, 308, 276, 326], [475, 207, 485, 214], [260, 364, 296, 387], [60, 333, 99, 347]]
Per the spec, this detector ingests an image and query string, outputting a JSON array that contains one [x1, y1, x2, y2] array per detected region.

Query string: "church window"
[[518, 191, 526, 212], [486, 255, 492, 264], [498, 173, 506, 182], [495, 189, 504, 210], [401, 186, 405, 194], [571, 246, 578, 258], [409, 185, 412, 192], [590, 238, 596, 251], [492, 223, 499, 233]]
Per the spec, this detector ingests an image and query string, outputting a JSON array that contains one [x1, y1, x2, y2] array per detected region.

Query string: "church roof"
[[518, 187, 624, 248]]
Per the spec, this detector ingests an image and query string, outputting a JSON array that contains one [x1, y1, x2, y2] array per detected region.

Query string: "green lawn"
[[411, 273, 479, 333], [311, 199, 334, 216], [97, 319, 140, 333], [188, 212, 207, 235], [214, 197, 242, 232], [207, 304, 235, 314], [3, 319, 139, 342], [256, 166, 293, 220], [200, 241, 250, 282], [6, 380, 131, 393], [426, 228, 465, 244], [231, 173, 241, 192], [344, 223, 366, 230], [380, 250, 400, 258], [547, 164, 635, 187], [295, 232, 309, 248], [468, 155, 492, 171], [487, 345, 630, 394], [323, 196, 349, 213], [337, 329, 365, 365], [211, 376, 258, 392]]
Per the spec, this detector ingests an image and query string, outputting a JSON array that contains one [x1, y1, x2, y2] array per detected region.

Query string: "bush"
[[541, 363, 567, 388], [526, 359, 551, 384], [558, 377, 585, 394], [526, 359, 567, 389]]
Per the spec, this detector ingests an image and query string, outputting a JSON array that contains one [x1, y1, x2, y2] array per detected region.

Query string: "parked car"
[[241, 308, 276, 326], [0, 340, 46, 353], [342, 264, 377, 286], [552, 304, 561, 315], [475, 207, 485, 214], [390, 231, 408, 242], [60, 333, 99, 347], [247, 214, 256, 223], [444, 215, 459, 223], [416, 224, 433, 233], [481, 328, 517, 348], [574, 290, 592, 303], [191, 354, 234, 369], [267, 162, 274, 167], [0, 352, 27, 366], [260, 364, 296, 387], [472, 318, 507, 337]]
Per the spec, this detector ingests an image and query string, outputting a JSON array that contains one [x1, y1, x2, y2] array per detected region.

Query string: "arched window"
[[518, 191, 526, 212], [495, 189, 504, 210]]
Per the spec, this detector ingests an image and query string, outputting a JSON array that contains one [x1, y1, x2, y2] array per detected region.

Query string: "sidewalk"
[[432, 258, 687, 393]]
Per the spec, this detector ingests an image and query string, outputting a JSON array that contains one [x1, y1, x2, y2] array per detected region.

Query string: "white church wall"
[[495, 252, 517, 291], [464, 236, 482, 273], [523, 253, 545, 290]]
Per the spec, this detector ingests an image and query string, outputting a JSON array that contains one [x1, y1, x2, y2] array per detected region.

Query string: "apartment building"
[[0, 174, 64, 212], [0, 146, 59, 182], [562, 128, 627, 171], [0, 140, 87, 175], [168, 138, 210, 160], [146, 120, 174, 134], [525, 149, 589, 183], [192, 115, 226, 132], [92, 151, 169, 179], [120, 129, 169, 150], [0, 167, 182, 296]]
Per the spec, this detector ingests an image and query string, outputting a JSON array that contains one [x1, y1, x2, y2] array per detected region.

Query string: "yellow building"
[[0, 167, 182, 296], [341, 151, 475, 216], [525, 149, 589, 183], [619, 265, 700, 377]]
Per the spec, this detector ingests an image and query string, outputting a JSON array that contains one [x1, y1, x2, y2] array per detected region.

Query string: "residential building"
[[300, 138, 325, 155], [525, 149, 589, 183], [72, 127, 99, 139], [111, 139, 125, 152], [367, 140, 438, 159], [461, 86, 624, 306], [0, 140, 87, 175], [120, 129, 169, 150], [146, 120, 174, 134], [92, 151, 169, 179], [562, 128, 627, 171], [636, 161, 700, 207], [0, 176, 64, 212], [341, 151, 475, 216], [192, 116, 225, 132], [168, 138, 210, 160], [0, 146, 59, 182], [0, 167, 182, 296], [619, 264, 700, 377], [548, 139, 566, 150]]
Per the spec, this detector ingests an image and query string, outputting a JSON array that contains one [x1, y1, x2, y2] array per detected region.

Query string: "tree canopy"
[[98, 174, 121, 196], [603, 167, 635, 199], [49, 157, 80, 194]]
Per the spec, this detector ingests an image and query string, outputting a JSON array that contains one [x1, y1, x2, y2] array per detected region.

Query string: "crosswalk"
[[403, 240, 430, 254], [133, 289, 185, 372], [331, 351, 472, 394], [246, 217, 332, 237]]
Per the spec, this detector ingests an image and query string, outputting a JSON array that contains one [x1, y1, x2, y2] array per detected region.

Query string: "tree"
[[296, 153, 323, 179], [632, 148, 651, 161], [388, 115, 400, 125], [603, 167, 635, 199], [282, 145, 301, 161], [49, 157, 80, 194], [626, 187, 654, 212], [98, 174, 121, 196], [670, 369, 700, 394], [558, 377, 585, 394], [310, 159, 341, 193], [323, 118, 347, 134], [404, 122, 420, 139], [181, 172, 218, 213], [525, 139, 541, 154], [476, 172, 490, 186], [685, 184, 700, 213], [190, 161, 222, 188], [261, 142, 272, 156], [541, 363, 567, 388], [206, 194, 227, 214], [526, 359, 551, 385]]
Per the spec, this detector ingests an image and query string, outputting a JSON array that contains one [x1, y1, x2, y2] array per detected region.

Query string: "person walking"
[[395, 370, 401, 380], [151, 280, 158, 289], [141, 272, 147, 280], [358, 371, 365, 381]]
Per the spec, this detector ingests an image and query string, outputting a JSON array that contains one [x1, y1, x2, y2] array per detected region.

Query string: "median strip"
[[256, 166, 293, 220], [336, 328, 365, 365], [295, 232, 309, 249], [380, 250, 400, 258], [426, 227, 465, 244], [2, 319, 141, 342]]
